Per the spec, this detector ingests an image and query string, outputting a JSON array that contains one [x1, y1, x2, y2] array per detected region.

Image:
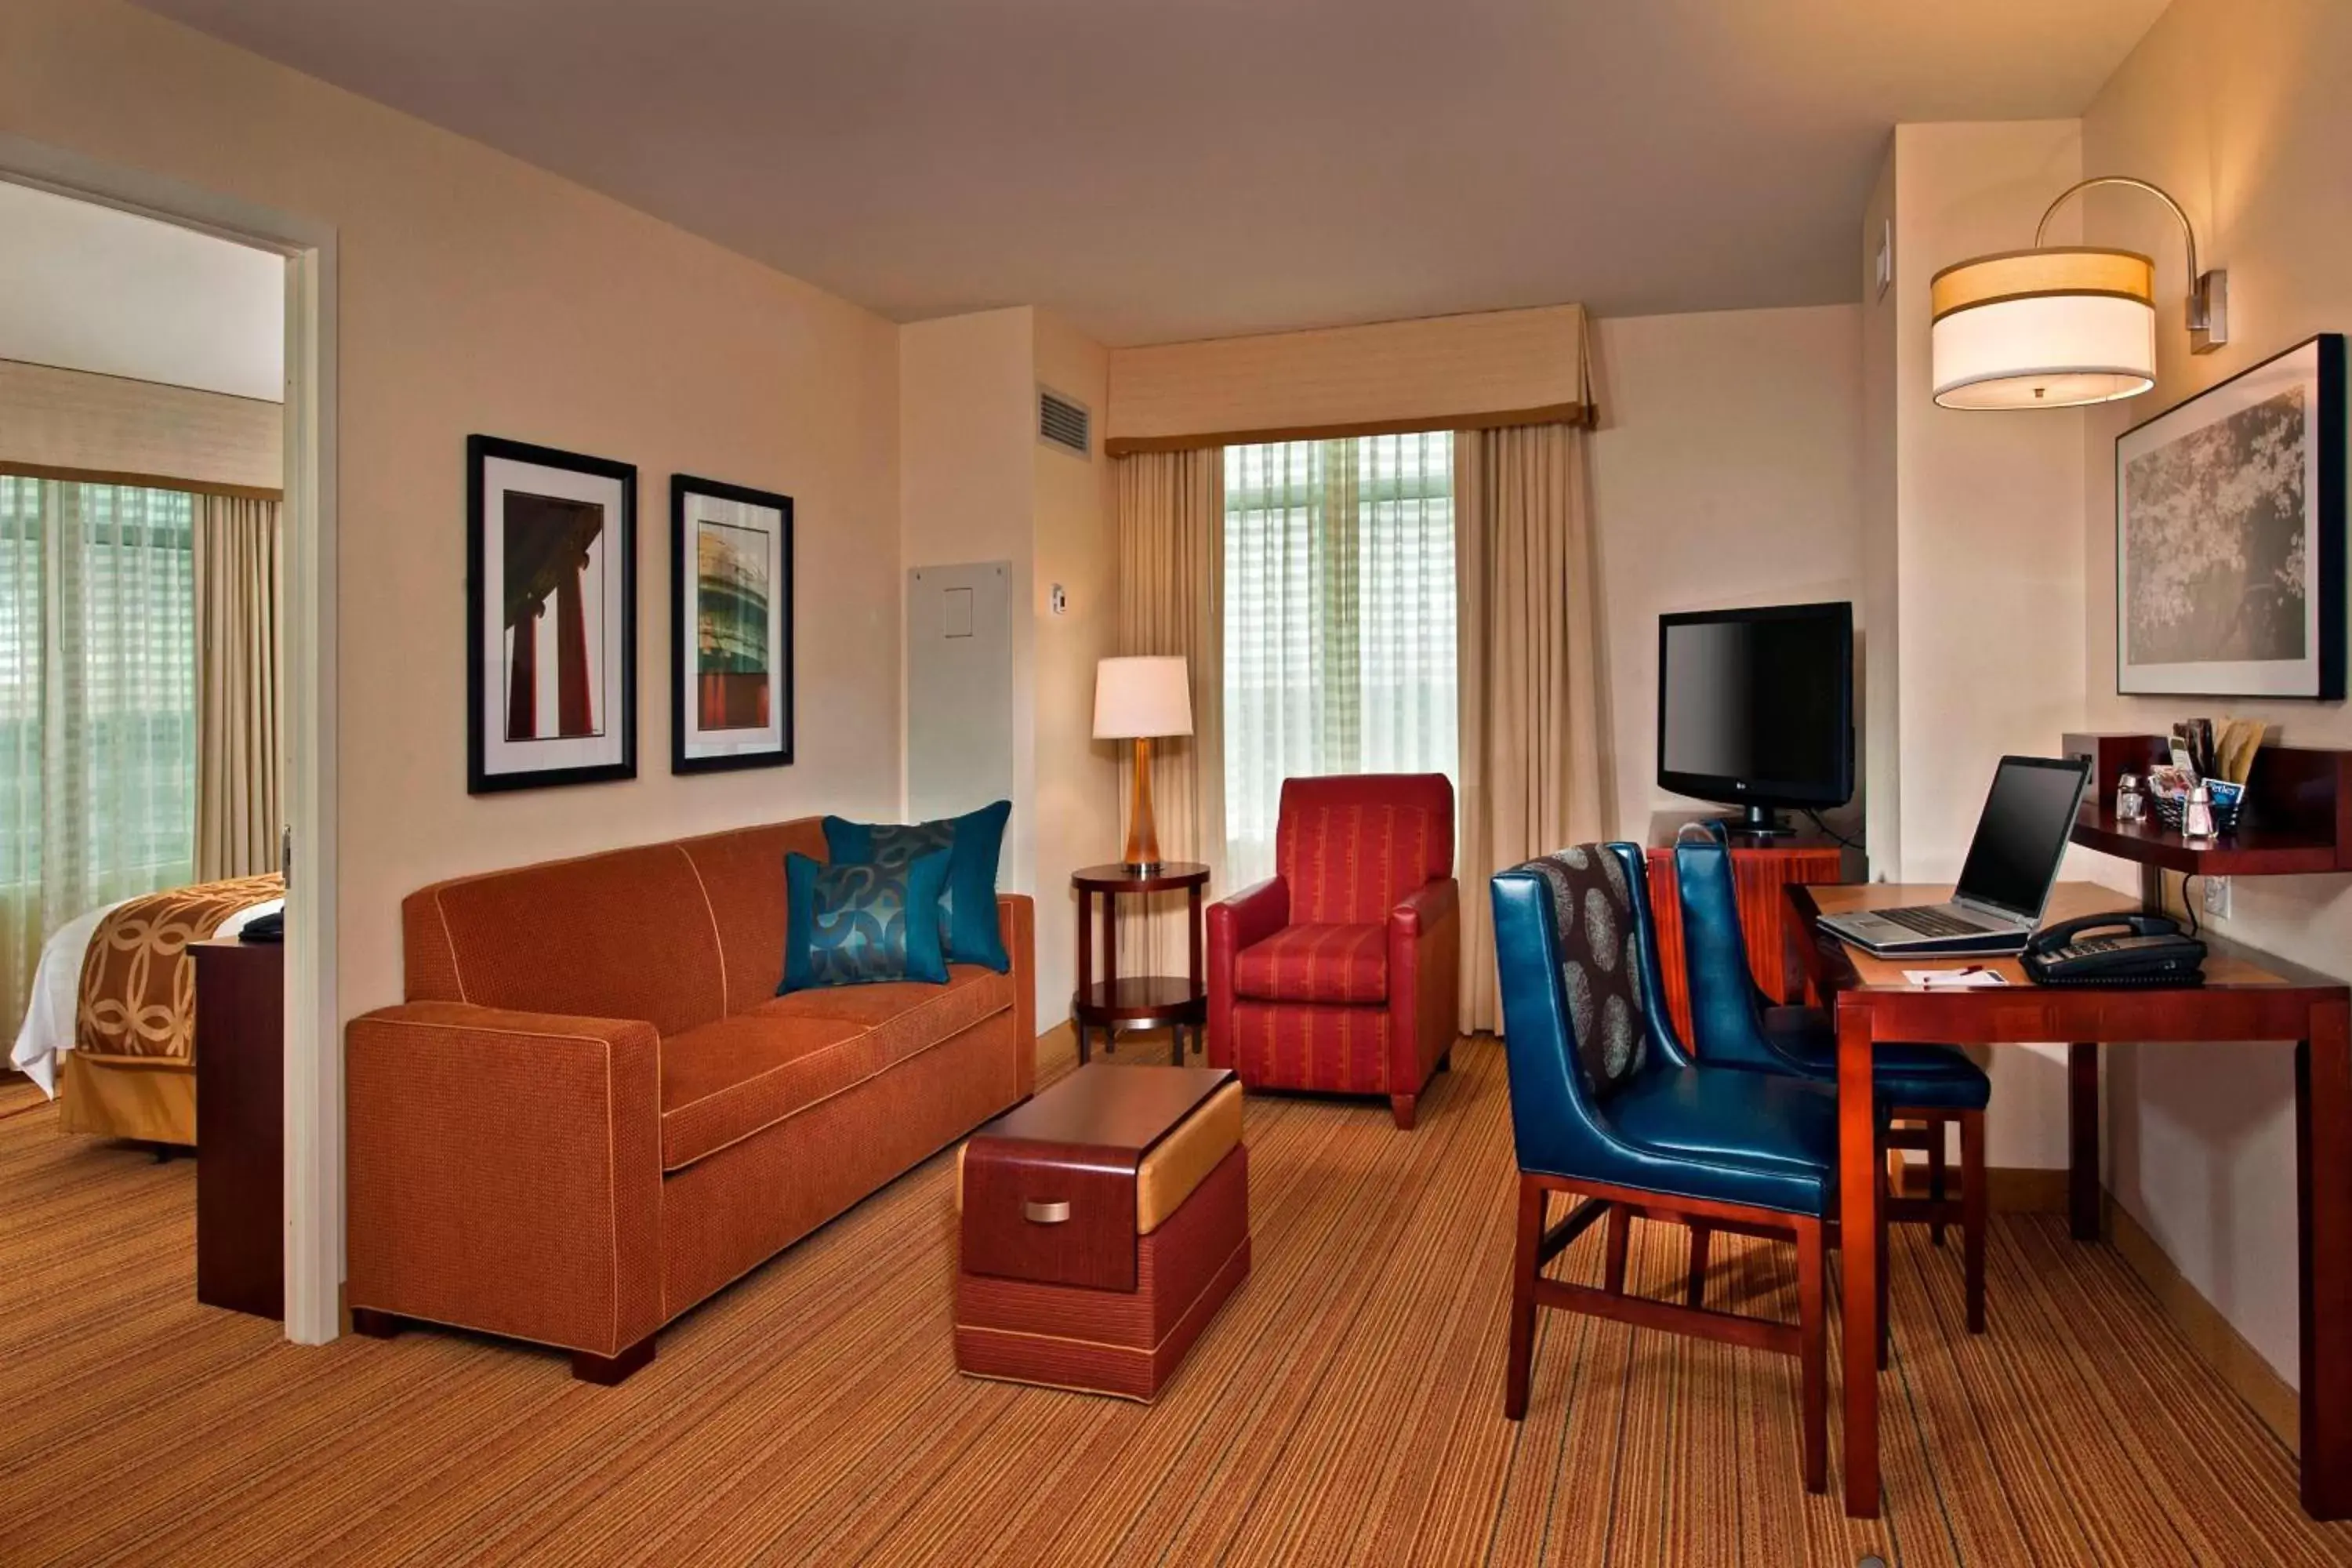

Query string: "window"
[[1222, 432, 1457, 885], [1, 477, 198, 1030]]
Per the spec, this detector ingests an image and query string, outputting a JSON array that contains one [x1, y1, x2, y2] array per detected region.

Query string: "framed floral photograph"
[[671, 474, 793, 774], [2116, 334, 2346, 699], [467, 435, 637, 793]]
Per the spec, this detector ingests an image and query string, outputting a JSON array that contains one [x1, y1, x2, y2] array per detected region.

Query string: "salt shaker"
[[2115, 771, 2145, 823], [2183, 782, 2216, 840]]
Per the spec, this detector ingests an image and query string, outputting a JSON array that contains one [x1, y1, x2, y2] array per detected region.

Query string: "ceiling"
[[0, 180, 285, 400], [134, 0, 2168, 347]]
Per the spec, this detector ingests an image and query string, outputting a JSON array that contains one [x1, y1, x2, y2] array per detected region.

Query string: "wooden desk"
[[192, 938, 285, 1320], [1787, 881, 2352, 1521]]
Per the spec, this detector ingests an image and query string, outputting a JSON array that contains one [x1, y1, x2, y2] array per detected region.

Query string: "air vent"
[[1037, 387, 1091, 459]]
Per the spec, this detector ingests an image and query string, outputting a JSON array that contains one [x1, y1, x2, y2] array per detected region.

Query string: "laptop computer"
[[1820, 754, 2092, 956]]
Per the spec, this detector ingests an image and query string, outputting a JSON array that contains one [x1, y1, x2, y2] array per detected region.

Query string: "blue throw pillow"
[[779, 848, 952, 993], [822, 800, 1011, 972]]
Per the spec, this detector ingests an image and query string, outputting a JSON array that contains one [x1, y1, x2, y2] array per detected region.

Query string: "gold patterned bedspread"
[[74, 874, 285, 1065]]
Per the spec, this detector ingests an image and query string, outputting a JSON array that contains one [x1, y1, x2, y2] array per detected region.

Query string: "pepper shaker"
[[2115, 771, 2145, 824], [2183, 781, 2216, 841]]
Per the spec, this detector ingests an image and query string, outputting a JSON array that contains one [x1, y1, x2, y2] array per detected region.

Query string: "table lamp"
[[1093, 655, 1192, 872]]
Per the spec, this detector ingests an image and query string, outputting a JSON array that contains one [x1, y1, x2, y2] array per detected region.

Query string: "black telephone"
[[2022, 911, 2205, 987]]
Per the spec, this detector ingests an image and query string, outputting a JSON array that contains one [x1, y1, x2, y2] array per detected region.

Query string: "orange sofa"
[[345, 817, 1034, 1381]]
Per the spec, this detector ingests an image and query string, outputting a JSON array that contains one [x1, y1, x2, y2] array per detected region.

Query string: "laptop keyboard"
[[1874, 905, 1989, 938]]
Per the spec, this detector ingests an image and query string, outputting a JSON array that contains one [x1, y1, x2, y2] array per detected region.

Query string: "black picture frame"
[[670, 473, 795, 775], [2115, 333, 2346, 700], [466, 434, 638, 793]]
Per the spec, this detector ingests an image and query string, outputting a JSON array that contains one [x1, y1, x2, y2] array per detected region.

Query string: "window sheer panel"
[[1221, 432, 1456, 889], [2, 480, 197, 1036]]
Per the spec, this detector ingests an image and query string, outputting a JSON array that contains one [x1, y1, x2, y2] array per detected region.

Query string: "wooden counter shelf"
[[2064, 731, 2352, 877]]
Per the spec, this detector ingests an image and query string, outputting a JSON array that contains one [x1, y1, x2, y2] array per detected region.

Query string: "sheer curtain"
[[1221, 431, 1457, 887], [1, 477, 198, 1035]]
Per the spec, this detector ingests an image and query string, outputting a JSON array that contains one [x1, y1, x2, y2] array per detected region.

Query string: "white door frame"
[[0, 135, 343, 1345]]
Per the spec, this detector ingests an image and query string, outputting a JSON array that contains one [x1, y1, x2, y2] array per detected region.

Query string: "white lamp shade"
[[1093, 655, 1192, 739], [1930, 247, 2158, 410]]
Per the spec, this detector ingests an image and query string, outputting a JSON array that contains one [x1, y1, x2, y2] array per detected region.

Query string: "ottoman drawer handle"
[[1024, 1200, 1072, 1225]]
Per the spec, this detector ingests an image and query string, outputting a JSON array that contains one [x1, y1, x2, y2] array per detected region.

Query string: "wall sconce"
[[1930, 176, 2228, 409]]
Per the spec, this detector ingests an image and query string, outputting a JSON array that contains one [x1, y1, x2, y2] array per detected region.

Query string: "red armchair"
[[1207, 774, 1460, 1129]]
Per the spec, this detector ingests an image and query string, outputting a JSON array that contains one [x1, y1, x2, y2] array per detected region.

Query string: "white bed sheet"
[[8, 896, 283, 1097]]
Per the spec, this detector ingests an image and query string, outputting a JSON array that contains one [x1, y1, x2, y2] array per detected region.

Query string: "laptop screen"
[[1954, 756, 2091, 918]]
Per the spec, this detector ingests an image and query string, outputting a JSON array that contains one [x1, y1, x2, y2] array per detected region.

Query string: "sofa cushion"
[[676, 818, 829, 1013], [660, 968, 1012, 1171], [1232, 924, 1388, 1004], [763, 964, 1013, 1060], [403, 843, 727, 1036], [660, 1013, 868, 1172]]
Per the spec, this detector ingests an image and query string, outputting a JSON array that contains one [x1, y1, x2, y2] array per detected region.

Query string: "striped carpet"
[[3, 1034, 2348, 1566]]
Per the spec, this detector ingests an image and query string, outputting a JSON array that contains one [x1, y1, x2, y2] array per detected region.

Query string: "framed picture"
[[467, 435, 637, 793], [2117, 333, 2346, 699], [671, 474, 793, 773]]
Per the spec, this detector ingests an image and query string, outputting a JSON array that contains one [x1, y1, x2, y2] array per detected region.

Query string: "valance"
[[1105, 303, 1592, 455]]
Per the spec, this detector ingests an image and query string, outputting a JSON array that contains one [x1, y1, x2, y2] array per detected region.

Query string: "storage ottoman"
[[955, 1064, 1250, 1402]]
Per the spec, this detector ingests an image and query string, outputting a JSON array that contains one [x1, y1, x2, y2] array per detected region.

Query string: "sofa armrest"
[[1388, 878, 1462, 1096], [346, 1001, 662, 1356], [996, 892, 1037, 1094], [1206, 877, 1288, 1069]]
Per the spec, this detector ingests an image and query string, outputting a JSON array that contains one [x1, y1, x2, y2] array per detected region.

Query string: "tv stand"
[[1736, 804, 1795, 836]]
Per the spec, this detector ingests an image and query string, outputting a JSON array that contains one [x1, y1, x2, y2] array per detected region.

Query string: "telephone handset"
[[2022, 910, 2206, 987]]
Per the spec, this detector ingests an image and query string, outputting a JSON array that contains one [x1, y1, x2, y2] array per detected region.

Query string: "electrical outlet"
[[2202, 875, 2231, 920]]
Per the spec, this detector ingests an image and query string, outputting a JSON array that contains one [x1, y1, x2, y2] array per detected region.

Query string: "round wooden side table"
[[1071, 861, 1210, 1065]]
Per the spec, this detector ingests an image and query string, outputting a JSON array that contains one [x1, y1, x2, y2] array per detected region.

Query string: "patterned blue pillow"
[[779, 848, 952, 992], [822, 800, 1011, 972]]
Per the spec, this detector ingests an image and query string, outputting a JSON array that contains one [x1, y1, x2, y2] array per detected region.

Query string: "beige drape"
[[193, 495, 281, 882], [1114, 449, 1225, 972], [1455, 423, 1607, 1033]]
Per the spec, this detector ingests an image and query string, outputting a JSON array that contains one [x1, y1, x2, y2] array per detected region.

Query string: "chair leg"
[[1928, 1117, 1949, 1247], [1603, 1205, 1632, 1296], [1962, 1108, 1988, 1334], [1686, 1224, 1711, 1309], [1390, 1094, 1417, 1131], [1797, 1217, 1828, 1494], [1506, 1178, 1544, 1420], [1877, 1167, 1892, 1372]]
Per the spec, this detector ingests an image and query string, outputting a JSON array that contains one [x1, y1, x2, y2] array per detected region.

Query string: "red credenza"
[[1644, 837, 1846, 1044]]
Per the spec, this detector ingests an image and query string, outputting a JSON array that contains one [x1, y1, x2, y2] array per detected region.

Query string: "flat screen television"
[[1656, 601, 1854, 834]]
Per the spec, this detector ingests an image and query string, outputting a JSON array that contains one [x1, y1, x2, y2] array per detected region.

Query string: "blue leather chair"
[[1491, 842, 1836, 1493], [1674, 821, 1991, 1338]]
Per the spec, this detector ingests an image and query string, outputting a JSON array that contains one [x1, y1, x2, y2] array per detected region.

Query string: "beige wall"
[[899, 306, 1120, 1029], [3, 0, 905, 1023], [1588, 305, 1866, 843], [1879, 122, 2107, 1174], [1860, 151, 1904, 871], [1029, 310, 1121, 1030], [2077, 0, 2352, 1388]]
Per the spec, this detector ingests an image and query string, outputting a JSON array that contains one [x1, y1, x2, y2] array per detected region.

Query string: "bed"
[[9, 874, 285, 1145]]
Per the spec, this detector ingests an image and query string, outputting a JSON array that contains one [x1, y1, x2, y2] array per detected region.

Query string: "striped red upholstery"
[[1232, 924, 1388, 1005], [1227, 1001, 1390, 1096], [1208, 774, 1459, 1127], [1276, 774, 1454, 925]]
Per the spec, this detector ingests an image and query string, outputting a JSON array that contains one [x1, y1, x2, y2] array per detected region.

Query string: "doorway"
[[0, 133, 339, 1345]]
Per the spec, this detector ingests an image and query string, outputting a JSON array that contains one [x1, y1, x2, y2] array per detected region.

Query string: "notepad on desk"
[[1901, 967, 2009, 989]]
